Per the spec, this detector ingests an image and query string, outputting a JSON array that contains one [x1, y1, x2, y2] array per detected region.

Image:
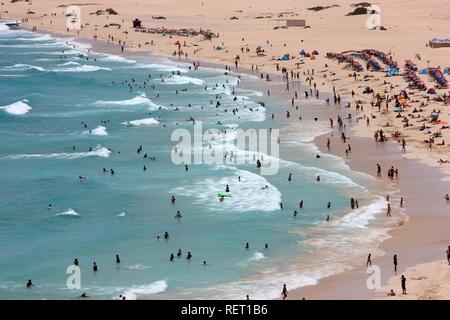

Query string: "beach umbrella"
[[427, 88, 437, 94], [419, 69, 429, 74], [312, 50, 319, 55], [444, 67, 449, 74], [174, 40, 181, 45]]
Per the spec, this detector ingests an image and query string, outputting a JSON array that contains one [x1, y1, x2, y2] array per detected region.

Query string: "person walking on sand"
[[401, 275, 407, 294], [281, 284, 288, 300], [366, 253, 372, 267], [401, 139, 406, 153], [393, 254, 398, 272], [386, 203, 391, 217]]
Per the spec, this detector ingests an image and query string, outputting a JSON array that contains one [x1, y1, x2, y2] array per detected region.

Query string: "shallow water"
[[0, 22, 395, 300]]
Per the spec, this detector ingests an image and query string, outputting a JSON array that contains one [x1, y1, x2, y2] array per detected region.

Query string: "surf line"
[[180, 304, 215, 318]]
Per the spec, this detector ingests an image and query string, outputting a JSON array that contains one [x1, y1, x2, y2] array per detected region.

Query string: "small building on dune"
[[132, 19, 142, 29], [286, 19, 306, 27]]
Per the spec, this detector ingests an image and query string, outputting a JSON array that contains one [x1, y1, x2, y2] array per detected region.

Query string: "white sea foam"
[[94, 93, 165, 111], [57, 61, 80, 67], [55, 208, 80, 217], [248, 252, 266, 262], [1, 100, 32, 115], [10, 34, 54, 42], [4, 146, 111, 160], [137, 63, 188, 73], [120, 280, 167, 300], [99, 54, 136, 64], [172, 166, 281, 212], [0, 74, 26, 78], [163, 75, 205, 85], [83, 125, 108, 136], [121, 118, 160, 126], [0, 22, 10, 32], [125, 264, 149, 270], [52, 64, 111, 73], [116, 212, 127, 217], [3, 64, 45, 72]]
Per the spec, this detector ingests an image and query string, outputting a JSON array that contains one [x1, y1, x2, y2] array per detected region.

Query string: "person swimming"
[[177, 249, 182, 257], [73, 258, 79, 266], [115, 254, 121, 264], [170, 253, 174, 262], [186, 251, 192, 260], [26, 279, 33, 288], [175, 211, 182, 219], [245, 242, 249, 250], [164, 231, 170, 240]]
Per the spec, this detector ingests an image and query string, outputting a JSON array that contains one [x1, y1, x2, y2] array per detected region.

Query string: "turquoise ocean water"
[[0, 21, 395, 299]]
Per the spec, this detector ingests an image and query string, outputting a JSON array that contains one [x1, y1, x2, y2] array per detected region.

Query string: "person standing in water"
[[93, 262, 98, 272], [115, 254, 121, 264], [386, 203, 392, 217], [281, 284, 288, 300], [26, 279, 33, 288]]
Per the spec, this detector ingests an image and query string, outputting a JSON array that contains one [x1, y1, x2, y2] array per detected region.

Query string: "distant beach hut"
[[132, 19, 142, 29]]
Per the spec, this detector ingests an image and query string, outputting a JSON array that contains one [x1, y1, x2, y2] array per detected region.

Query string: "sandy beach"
[[1, 0, 449, 299]]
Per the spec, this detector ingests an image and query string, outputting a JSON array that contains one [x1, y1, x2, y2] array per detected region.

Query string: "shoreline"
[[286, 128, 450, 299], [2, 3, 449, 299]]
